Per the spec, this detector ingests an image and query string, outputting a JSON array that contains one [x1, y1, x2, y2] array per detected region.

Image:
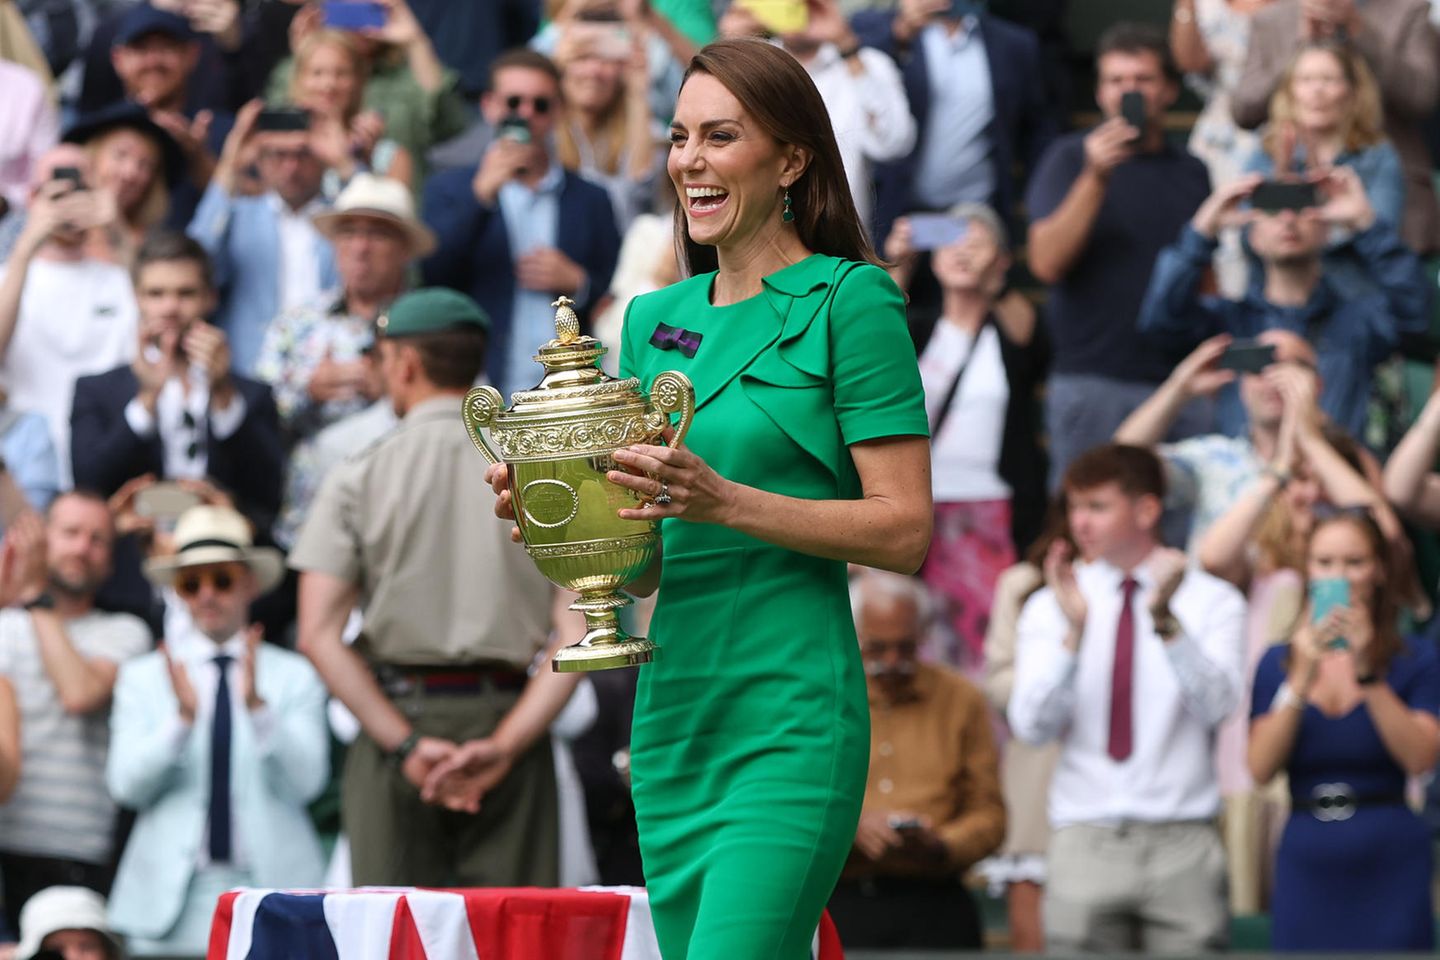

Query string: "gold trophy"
[[462, 297, 694, 672]]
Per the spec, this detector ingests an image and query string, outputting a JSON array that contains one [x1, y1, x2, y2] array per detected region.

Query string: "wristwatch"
[[23, 592, 55, 611], [389, 730, 421, 766], [1152, 609, 1181, 639], [1262, 463, 1292, 488], [1356, 673, 1382, 686]]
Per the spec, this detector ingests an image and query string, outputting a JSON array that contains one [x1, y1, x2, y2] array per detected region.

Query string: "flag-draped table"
[[207, 885, 846, 959]]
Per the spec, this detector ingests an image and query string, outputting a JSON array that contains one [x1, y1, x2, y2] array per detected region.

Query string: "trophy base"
[[551, 591, 655, 672]]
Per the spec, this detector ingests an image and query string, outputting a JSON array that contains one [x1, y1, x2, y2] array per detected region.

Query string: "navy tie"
[[209, 654, 233, 863]]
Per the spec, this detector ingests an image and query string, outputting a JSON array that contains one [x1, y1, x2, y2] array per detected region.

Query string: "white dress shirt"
[[123, 369, 248, 479], [270, 194, 328, 314], [1008, 554, 1246, 827]]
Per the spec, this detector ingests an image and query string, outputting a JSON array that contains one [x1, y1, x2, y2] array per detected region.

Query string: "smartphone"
[[135, 482, 203, 523], [738, 0, 808, 34], [1218, 340, 1277, 374], [51, 166, 84, 189], [1251, 180, 1319, 213], [1120, 91, 1146, 139], [589, 25, 632, 60], [908, 213, 967, 251], [256, 107, 311, 133], [1309, 577, 1351, 649], [322, 1, 387, 31], [497, 114, 531, 145]]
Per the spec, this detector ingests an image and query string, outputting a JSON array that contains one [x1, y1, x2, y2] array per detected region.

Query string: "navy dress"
[[1252, 641, 1440, 951]]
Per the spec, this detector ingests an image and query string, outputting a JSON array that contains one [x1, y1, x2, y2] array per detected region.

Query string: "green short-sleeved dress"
[[619, 254, 929, 959]]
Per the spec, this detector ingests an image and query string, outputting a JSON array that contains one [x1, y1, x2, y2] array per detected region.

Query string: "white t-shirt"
[[920, 320, 1011, 503], [0, 257, 138, 486], [0, 607, 150, 863]]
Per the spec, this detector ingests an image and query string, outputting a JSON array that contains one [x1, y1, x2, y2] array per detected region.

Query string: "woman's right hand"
[[486, 463, 522, 543], [883, 217, 916, 264]]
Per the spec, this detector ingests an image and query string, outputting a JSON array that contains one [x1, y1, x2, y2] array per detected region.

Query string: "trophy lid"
[[534, 297, 607, 372], [507, 297, 640, 411]]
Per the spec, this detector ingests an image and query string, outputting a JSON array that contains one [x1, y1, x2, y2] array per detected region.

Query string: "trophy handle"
[[462, 385, 505, 466], [649, 370, 696, 447]]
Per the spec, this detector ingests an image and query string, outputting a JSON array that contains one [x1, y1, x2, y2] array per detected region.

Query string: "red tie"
[[1108, 577, 1139, 762]]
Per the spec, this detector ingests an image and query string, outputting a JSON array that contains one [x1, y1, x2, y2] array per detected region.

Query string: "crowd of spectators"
[[1, 0, 1440, 956]]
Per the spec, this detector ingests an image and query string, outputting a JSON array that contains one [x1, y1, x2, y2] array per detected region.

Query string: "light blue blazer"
[[106, 643, 330, 940], [188, 183, 339, 377]]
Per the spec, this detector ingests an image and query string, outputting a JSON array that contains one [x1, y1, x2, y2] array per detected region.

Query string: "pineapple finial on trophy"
[[551, 296, 580, 343]]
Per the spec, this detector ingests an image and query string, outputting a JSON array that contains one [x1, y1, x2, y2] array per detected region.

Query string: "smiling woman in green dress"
[[492, 37, 933, 959]]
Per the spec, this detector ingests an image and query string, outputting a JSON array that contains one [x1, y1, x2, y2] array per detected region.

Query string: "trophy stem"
[[551, 591, 656, 672]]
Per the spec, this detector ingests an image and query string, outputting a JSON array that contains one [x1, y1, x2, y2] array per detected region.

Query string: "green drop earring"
[[782, 188, 794, 223]]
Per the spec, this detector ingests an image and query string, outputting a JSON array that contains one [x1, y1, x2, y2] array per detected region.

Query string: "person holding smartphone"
[[1249, 509, 1440, 951]]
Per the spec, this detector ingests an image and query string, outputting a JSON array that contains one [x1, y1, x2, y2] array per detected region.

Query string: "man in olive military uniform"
[[292, 287, 580, 887]]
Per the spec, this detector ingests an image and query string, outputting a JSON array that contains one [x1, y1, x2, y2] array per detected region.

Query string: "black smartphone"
[[1218, 340, 1277, 374], [256, 107, 311, 132], [497, 113, 531, 145], [1120, 90, 1146, 138], [1251, 180, 1319, 213], [322, 0, 386, 30], [51, 166, 84, 188]]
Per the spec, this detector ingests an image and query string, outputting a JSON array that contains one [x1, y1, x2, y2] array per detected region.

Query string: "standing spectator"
[[1249, 511, 1440, 951], [830, 571, 1004, 950], [1232, 0, 1440, 256], [107, 505, 329, 957], [1026, 22, 1212, 487], [0, 500, 150, 930], [853, 0, 1055, 238], [421, 50, 619, 399], [1138, 169, 1429, 438], [0, 145, 138, 488], [407, 0, 541, 97], [1009, 444, 1245, 953], [885, 203, 1048, 675], [14, 886, 123, 960], [0, 60, 58, 223], [292, 288, 578, 887], [188, 99, 338, 378]]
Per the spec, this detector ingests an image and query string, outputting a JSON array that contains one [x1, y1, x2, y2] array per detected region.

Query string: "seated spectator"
[[107, 505, 329, 956], [1249, 510, 1440, 951], [1233, 0, 1440, 256], [1010, 444, 1245, 953], [105, 4, 236, 228], [70, 232, 284, 629], [829, 571, 1004, 951], [269, 0, 469, 192], [1138, 168, 1429, 438], [884, 203, 1048, 675], [1116, 330, 1318, 556], [0, 145, 139, 488], [14, 886, 122, 960], [188, 99, 338, 377], [852, 0, 1054, 238], [255, 173, 426, 452], [719, 0, 914, 233], [421, 50, 619, 398], [0, 60, 58, 225], [0, 501, 151, 930], [62, 105, 185, 269], [287, 29, 413, 191], [1025, 23, 1212, 487], [552, 22, 663, 231]]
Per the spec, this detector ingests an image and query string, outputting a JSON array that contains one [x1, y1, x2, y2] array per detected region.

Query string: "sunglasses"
[[505, 94, 551, 115], [181, 410, 205, 461], [175, 566, 242, 597]]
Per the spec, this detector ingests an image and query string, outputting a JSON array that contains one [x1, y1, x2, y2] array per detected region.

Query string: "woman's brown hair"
[[1299, 510, 1404, 675], [670, 39, 880, 277], [290, 30, 371, 121], [85, 128, 168, 232], [1263, 41, 1385, 162]]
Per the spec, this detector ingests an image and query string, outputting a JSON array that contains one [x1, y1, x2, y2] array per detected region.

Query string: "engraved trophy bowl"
[[462, 297, 694, 672]]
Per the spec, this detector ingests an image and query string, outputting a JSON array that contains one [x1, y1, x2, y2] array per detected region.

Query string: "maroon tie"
[[1108, 577, 1139, 762]]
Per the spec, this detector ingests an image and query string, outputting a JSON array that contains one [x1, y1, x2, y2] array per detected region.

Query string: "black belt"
[[1292, 783, 1406, 821], [376, 664, 528, 697]]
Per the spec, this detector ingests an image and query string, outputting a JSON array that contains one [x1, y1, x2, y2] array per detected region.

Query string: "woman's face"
[[1290, 49, 1351, 134], [931, 220, 1005, 295], [667, 72, 799, 251], [298, 42, 361, 119], [92, 128, 161, 215], [563, 54, 623, 114], [1307, 519, 1380, 611]]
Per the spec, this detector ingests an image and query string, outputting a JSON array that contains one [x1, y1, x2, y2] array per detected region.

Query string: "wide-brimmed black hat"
[[62, 102, 186, 189]]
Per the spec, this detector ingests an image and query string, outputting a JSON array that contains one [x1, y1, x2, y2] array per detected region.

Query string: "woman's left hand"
[[610, 428, 736, 524]]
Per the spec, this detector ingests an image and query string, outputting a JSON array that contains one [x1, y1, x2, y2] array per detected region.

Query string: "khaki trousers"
[[343, 685, 559, 888], [1045, 821, 1229, 954]]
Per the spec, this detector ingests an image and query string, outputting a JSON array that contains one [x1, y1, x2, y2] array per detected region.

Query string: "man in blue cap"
[[294, 288, 581, 887]]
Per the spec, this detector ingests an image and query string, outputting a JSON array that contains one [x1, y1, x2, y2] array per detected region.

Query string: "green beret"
[[376, 288, 491, 338]]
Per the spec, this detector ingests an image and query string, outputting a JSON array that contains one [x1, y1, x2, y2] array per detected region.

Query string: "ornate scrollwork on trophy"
[[497, 414, 661, 461]]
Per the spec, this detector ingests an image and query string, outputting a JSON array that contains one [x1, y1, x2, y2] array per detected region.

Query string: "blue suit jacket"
[[188, 184, 339, 377], [419, 167, 621, 388], [106, 644, 330, 939], [853, 12, 1058, 238]]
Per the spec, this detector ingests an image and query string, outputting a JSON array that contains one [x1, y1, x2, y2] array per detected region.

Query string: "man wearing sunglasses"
[[107, 504, 328, 955], [421, 48, 620, 399]]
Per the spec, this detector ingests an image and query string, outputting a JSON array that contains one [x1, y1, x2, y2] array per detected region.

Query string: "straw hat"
[[17, 886, 124, 960], [142, 505, 285, 594], [312, 173, 437, 257]]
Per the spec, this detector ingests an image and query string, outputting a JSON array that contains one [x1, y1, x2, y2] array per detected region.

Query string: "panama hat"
[[142, 505, 285, 594], [17, 886, 124, 960], [312, 173, 437, 257]]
